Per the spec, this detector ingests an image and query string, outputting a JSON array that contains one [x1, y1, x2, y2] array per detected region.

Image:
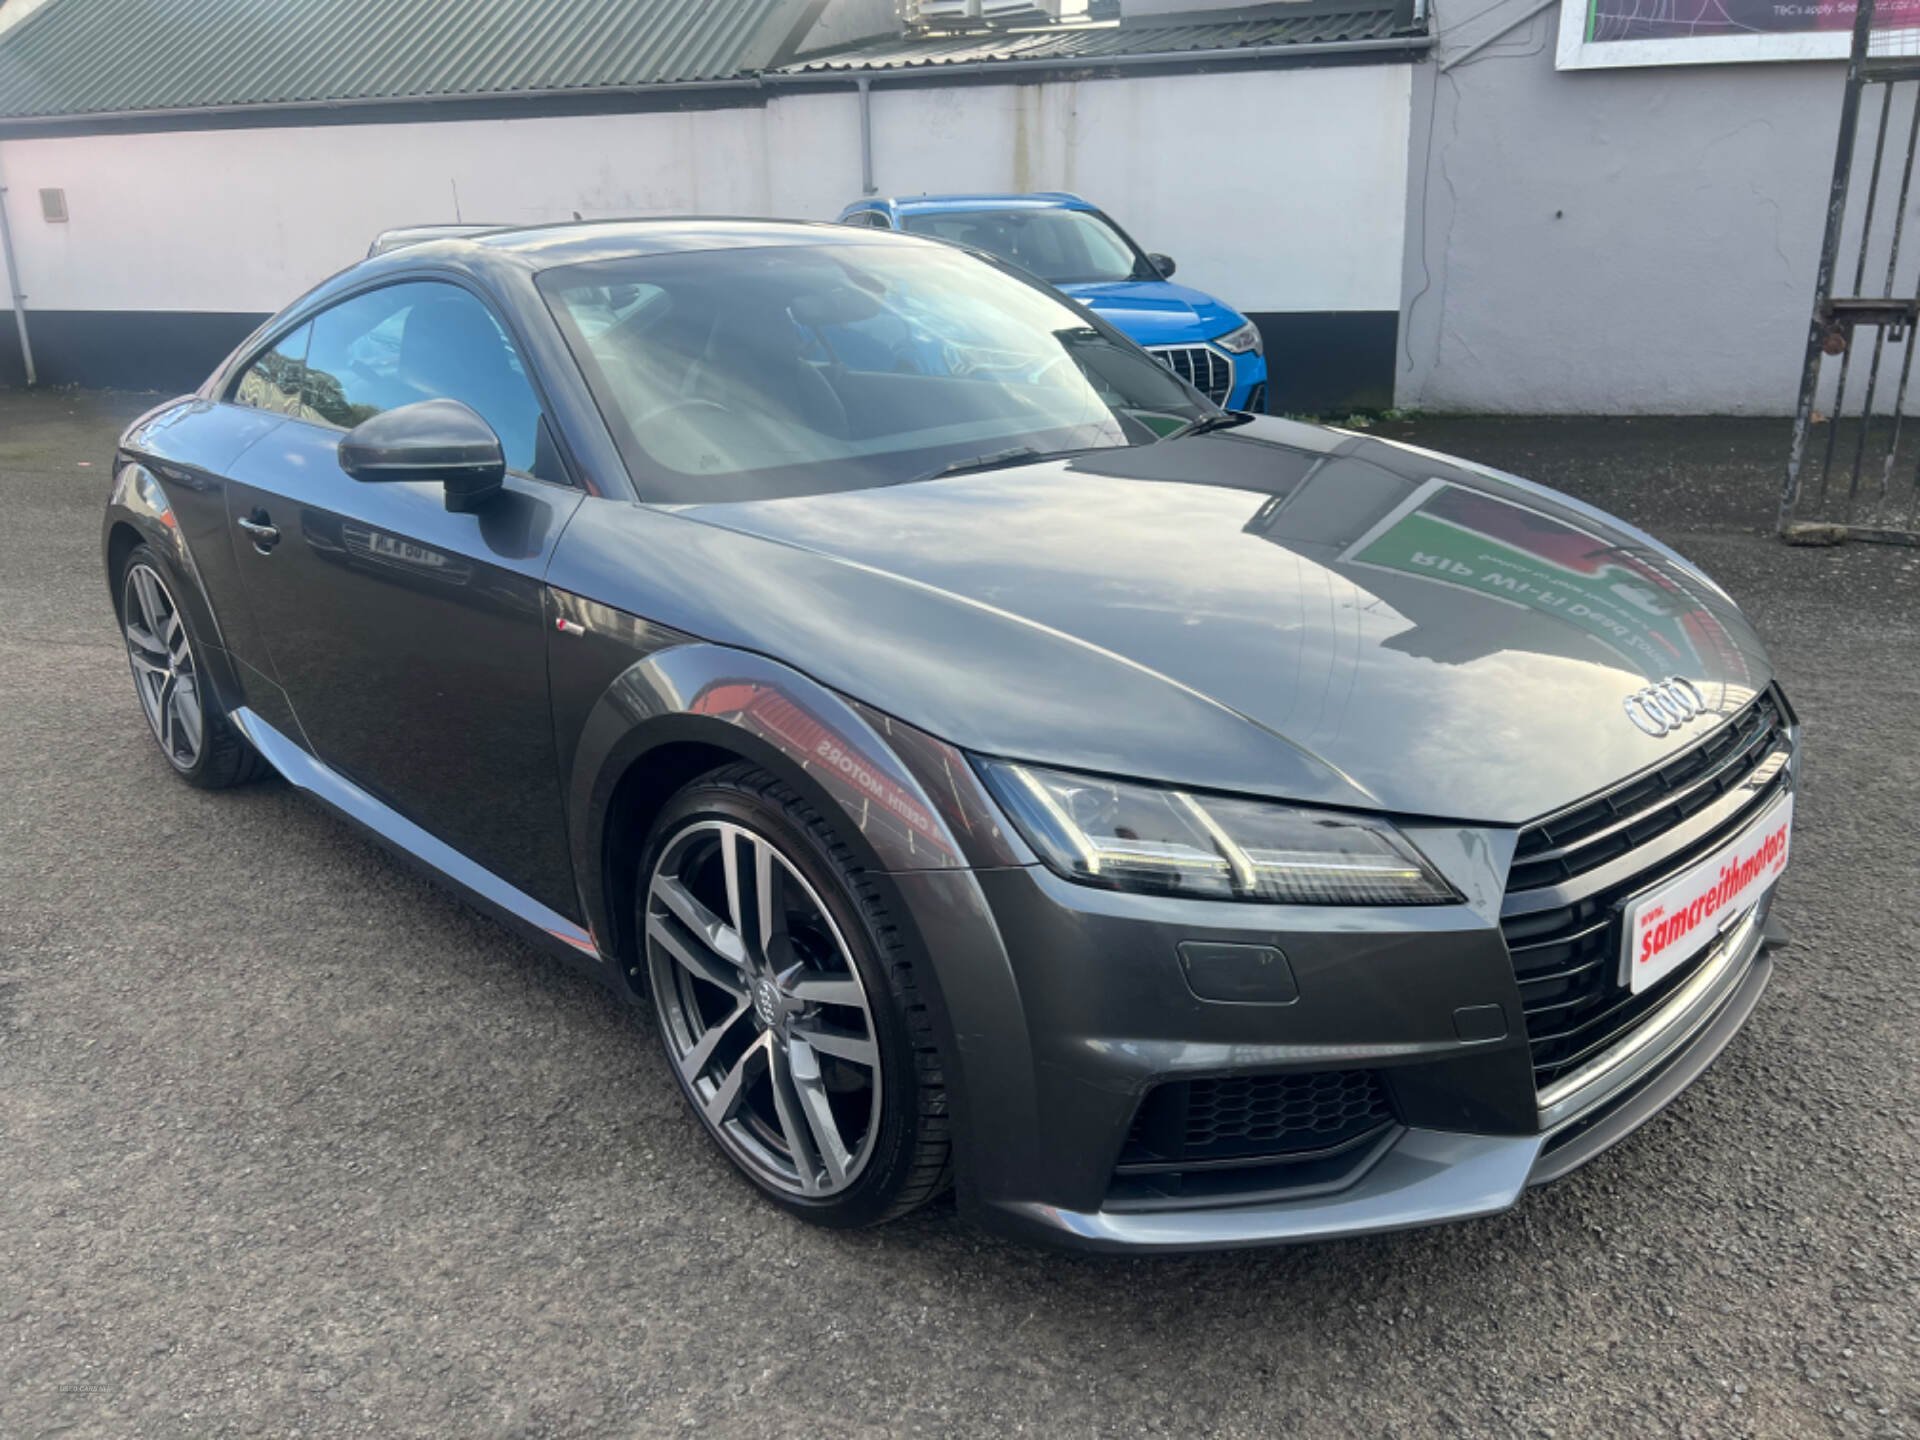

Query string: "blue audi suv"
[[838, 192, 1268, 413]]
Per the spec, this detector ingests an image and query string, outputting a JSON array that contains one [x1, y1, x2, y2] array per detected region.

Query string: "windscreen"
[[898, 207, 1147, 285], [538, 240, 1210, 503]]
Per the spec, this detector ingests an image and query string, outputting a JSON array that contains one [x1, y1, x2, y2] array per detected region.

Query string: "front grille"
[[1502, 691, 1791, 1093], [1121, 1070, 1394, 1167], [1149, 344, 1234, 405]]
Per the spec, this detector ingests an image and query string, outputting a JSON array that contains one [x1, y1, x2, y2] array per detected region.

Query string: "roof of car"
[[367, 223, 516, 257], [869, 193, 1095, 215], [265, 216, 938, 343], [356, 216, 926, 278]]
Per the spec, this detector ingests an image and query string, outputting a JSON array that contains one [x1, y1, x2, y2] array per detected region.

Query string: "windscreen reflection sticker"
[[1339, 478, 1746, 682]]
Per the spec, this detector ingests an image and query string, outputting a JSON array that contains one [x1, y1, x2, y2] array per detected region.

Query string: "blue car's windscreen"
[[898, 207, 1149, 286], [538, 241, 1210, 504]]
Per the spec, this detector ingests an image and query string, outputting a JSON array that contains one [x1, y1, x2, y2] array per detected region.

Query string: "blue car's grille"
[[1149, 344, 1233, 405]]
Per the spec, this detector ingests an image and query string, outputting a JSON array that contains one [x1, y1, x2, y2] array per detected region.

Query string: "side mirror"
[[1147, 253, 1177, 279], [339, 398, 506, 512]]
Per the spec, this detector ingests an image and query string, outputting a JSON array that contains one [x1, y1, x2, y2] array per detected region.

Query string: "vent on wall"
[[39, 188, 67, 223]]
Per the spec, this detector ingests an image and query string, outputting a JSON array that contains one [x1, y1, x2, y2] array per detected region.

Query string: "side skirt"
[[229, 706, 609, 980]]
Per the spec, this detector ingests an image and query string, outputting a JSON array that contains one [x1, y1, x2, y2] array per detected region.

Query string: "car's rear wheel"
[[118, 544, 262, 789], [638, 764, 950, 1226]]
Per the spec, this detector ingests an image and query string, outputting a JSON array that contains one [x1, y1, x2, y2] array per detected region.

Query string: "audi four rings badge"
[[1624, 677, 1707, 737]]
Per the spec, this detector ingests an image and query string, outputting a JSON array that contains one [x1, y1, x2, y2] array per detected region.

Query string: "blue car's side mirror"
[[1148, 253, 1177, 279]]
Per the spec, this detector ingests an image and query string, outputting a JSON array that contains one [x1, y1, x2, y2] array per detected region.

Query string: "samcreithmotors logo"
[[1636, 811, 1791, 970], [1624, 676, 1706, 737]]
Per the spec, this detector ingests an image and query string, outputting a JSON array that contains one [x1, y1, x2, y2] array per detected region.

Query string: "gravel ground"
[[3, 392, 1918, 1439]]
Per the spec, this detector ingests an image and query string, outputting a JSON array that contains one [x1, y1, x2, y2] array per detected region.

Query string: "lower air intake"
[[1107, 1070, 1399, 1211]]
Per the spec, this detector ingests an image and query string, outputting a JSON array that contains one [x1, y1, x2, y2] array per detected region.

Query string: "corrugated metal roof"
[[0, 0, 808, 120], [782, 1, 1420, 73]]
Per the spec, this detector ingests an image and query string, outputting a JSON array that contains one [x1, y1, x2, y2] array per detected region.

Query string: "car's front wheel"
[[638, 764, 951, 1226], [117, 544, 262, 789]]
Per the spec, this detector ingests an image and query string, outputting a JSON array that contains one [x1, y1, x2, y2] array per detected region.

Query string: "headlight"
[[976, 761, 1459, 906], [1215, 320, 1263, 356]]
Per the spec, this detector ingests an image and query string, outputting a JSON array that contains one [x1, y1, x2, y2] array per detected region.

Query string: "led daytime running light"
[[981, 761, 1457, 907]]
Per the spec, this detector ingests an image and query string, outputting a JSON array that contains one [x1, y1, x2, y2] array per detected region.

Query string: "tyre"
[[638, 763, 951, 1226], [117, 544, 263, 789]]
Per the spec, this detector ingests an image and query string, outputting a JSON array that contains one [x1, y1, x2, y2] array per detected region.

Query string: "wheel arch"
[[104, 463, 193, 600], [560, 639, 1031, 1216], [597, 732, 753, 994], [568, 643, 972, 992], [105, 520, 146, 616], [103, 472, 248, 717]]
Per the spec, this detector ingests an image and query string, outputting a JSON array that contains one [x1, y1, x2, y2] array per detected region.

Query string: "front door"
[[225, 279, 584, 918]]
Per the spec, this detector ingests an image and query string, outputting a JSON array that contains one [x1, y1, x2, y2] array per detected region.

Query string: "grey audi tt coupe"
[[104, 219, 1797, 1251]]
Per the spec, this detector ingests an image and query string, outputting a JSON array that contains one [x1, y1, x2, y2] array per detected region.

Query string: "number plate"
[[367, 533, 446, 568], [1622, 790, 1793, 994]]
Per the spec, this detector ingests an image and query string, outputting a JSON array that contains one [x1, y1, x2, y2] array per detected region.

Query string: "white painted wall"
[[0, 63, 1411, 321], [865, 65, 1413, 313], [1397, 0, 1850, 414], [1, 109, 776, 313]]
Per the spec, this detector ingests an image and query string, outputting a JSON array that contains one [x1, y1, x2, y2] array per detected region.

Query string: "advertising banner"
[[1555, 0, 1920, 69]]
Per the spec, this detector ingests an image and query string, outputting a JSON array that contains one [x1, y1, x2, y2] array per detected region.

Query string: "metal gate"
[[1782, 0, 1920, 546]]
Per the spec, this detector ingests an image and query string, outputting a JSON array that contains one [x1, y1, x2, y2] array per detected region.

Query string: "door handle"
[[236, 513, 280, 551]]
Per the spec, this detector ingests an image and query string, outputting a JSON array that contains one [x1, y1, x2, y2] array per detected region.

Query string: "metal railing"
[[1782, 0, 1920, 546]]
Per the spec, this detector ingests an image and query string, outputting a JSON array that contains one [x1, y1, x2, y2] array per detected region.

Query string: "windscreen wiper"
[[1160, 411, 1255, 443], [911, 442, 1126, 486], [912, 446, 1046, 483]]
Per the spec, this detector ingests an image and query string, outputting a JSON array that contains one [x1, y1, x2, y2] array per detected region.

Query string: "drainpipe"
[[857, 75, 876, 196], [0, 182, 34, 386]]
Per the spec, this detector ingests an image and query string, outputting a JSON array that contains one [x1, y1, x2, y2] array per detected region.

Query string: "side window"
[[300, 281, 544, 475], [231, 323, 311, 415]]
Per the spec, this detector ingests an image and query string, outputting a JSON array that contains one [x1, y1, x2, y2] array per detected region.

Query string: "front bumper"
[[996, 908, 1776, 1253], [1229, 351, 1267, 412], [887, 714, 1797, 1253]]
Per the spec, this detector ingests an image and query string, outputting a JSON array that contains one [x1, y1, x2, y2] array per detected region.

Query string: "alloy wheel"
[[122, 562, 204, 771], [645, 819, 883, 1198]]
